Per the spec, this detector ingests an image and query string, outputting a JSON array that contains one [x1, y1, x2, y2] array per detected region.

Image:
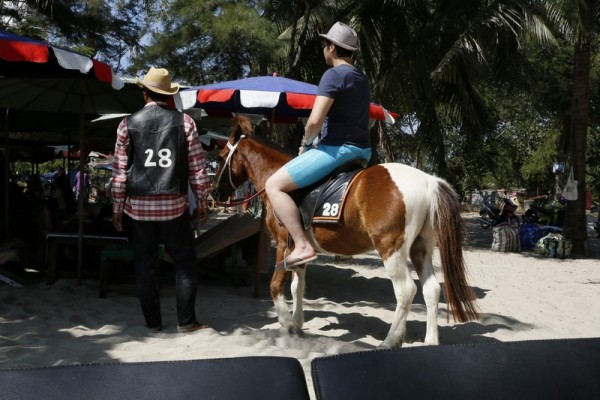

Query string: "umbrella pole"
[[67, 135, 72, 175], [3, 109, 10, 240], [77, 82, 85, 285], [268, 109, 275, 139]]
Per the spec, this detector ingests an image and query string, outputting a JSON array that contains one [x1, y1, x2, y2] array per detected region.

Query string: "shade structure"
[[0, 30, 144, 114], [176, 75, 397, 125], [0, 109, 124, 157], [0, 29, 142, 282], [199, 131, 229, 151], [2, 140, 59, 163]]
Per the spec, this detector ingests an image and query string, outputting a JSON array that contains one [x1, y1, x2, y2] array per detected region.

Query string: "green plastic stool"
[[99, 244, 164, 298]]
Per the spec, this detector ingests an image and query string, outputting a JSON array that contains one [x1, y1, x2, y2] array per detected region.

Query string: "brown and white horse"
[[213, 116, 479, 348]]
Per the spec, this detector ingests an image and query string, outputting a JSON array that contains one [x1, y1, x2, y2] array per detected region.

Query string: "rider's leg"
[[265, 168, 316, 261], [265, 144, 371, 262]]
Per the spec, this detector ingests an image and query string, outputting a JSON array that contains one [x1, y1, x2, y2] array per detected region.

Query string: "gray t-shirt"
[[317, 64, 371, 148]]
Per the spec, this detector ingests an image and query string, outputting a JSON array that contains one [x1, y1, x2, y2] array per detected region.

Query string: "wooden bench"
[[45, 232, 128, 285], [194, 213, 261, 286]]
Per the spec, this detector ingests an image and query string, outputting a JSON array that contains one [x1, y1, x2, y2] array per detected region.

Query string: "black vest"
[[125, 105, 188, 196]]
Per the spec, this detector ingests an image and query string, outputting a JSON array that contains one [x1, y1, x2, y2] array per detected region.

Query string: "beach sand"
[[1, 212, 599, 398]]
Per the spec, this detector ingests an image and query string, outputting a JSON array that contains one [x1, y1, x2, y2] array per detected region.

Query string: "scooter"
[[522, 193, 566, 226], [591, 202, 600, 238], [478, 196, 520, 229]]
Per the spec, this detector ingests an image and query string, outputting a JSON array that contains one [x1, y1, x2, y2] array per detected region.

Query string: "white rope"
[[214, 135, 246, 191]]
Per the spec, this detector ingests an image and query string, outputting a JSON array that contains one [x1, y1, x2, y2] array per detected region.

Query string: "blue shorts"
[[284, 144, 372, 188]]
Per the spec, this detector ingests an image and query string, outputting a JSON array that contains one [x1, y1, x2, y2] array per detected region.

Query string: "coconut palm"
[[277, 2, 553, 168], [544, 0, 600, 256]]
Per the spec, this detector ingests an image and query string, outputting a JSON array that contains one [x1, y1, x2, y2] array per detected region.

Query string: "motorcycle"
[[592, 202, 600, 238], [522, 193, 566, 227], [478, 196, 520, 229]]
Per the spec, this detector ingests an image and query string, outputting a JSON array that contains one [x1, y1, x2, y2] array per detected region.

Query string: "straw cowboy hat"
[[318, 22, 359, 51], [135, 67, 180, 95]]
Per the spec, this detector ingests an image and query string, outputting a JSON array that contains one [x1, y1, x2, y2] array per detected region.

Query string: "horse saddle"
[[291, 159, 367, 231]]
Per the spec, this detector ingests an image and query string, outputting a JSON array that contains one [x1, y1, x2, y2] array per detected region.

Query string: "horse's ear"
[[230, 115, 255, 142]]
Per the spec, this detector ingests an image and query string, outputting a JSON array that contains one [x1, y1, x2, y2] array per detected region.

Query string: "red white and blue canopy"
[[0, 29, 142, 115], [177, 75, 397, 124]]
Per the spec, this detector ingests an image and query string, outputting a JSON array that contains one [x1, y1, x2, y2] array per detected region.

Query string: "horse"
[[213, 116, 479, 348]]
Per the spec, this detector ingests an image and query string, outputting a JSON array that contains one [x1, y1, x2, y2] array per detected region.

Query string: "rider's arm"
[[302, 95, 334, 146]]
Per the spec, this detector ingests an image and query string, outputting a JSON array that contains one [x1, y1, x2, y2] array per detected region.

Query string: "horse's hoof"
[[379, 341, 403, 349], [287, 326, 305, 337]]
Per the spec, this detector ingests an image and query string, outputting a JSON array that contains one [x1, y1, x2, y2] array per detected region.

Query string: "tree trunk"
[[376, 122, 395, 164], [563, 35, 591, 257]]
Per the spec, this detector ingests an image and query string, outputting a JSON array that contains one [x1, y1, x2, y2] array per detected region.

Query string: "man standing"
[[55, 166, 76, 216], [111, 67, 211, 333], [74, 165, 91, 204]]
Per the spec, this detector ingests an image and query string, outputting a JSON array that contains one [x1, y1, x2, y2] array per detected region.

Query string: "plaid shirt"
[[111, 102, 211, 221]]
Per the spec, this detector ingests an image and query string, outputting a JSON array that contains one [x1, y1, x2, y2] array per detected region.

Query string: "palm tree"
[[351, 1, 554, 180], [268, 1, 554, 173], [546, 0, 600, 257]]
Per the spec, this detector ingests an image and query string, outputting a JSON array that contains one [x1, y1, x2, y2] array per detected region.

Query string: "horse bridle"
[[214, 134, 246, 191], [213, 134, 265, 207]]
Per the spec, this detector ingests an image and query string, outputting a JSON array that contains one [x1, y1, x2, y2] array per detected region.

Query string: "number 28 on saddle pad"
[[293, 168, 364, 230]]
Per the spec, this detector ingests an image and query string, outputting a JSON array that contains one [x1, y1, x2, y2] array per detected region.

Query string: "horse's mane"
[[230, 115, 295, 157], [231, 115, 254, 139]]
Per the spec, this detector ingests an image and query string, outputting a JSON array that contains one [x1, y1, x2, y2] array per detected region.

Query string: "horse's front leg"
[[269, 245, 306, 336], [270, 268, 293, 329], [289, 267, 306, 335]]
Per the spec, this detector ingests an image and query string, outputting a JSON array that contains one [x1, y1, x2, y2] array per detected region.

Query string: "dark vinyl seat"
[[0, 356, 310, 400], [311, 338, 600, 400]]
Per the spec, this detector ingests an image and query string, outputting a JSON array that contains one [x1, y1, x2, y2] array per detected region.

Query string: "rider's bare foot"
[[275, 247, 317, 271]]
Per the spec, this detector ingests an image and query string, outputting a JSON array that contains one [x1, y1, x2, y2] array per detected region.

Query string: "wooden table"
[[45, 232, 128, 285]]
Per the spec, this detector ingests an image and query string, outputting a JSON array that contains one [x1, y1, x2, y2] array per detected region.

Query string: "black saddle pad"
[[292, 160, 366, 230]]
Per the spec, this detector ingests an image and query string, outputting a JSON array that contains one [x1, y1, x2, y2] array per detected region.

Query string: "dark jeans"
[[129, 212, 198, 328]]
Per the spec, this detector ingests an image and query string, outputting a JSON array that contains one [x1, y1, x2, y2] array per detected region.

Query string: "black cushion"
[[311, 338, 600, 400], [0, 356, 310, 400]]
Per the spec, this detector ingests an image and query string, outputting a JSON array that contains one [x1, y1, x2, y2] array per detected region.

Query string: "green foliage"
[[587, 127, 600, 198], [1, 0, 149, 73], [131, 1, 280, 84], [4, 0, 600, 209]]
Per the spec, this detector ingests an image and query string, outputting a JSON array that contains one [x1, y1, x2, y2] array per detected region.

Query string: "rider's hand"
[[298, 145, 310, 155]]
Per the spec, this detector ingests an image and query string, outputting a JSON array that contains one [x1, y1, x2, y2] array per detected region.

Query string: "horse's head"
[[211, 115, 254, 202]]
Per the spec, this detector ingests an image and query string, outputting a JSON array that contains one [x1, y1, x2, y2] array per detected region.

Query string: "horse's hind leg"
[[410, 235, 441, 345], [380, 248, 417, 349]]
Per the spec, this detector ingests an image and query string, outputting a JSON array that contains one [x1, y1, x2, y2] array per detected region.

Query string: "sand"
[[1, 212, 599, 398]]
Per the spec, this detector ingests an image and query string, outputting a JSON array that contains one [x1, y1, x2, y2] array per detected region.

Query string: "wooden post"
[[3, 109, 10, 239], [76, 81, 85, 284], [253, 202, 269, 298]]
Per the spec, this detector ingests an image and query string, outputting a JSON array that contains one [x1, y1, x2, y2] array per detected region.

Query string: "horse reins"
[[212, 134, 266, 207], [214, 188, 265, 208]]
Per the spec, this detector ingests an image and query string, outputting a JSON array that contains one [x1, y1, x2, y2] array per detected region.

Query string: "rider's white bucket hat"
[[319, 22, 359, 51]]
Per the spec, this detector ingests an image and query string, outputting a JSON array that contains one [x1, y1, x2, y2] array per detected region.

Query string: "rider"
[[265, 21, 372, 270]]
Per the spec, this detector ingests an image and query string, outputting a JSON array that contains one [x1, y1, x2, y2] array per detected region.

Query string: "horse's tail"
[[430, 179, 479, 323]]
